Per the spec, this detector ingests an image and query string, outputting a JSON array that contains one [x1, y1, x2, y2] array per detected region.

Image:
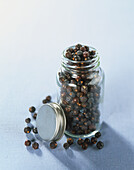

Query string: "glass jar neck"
[[61, 46, 100, 75]]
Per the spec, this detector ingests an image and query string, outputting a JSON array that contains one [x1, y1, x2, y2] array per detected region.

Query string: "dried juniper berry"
[[83, 51, 89, 58], [75, 44, 82, 49], [91, 137, 97, 144], [65, 51, 72, 59], [70, 79, 76, 84], [90, 50, 96, 55], [95, 131, 101, 138], [84, 46, 89, 51], [66, 86, 72, 93], [24, 127, 31, 134], [81, 103, 88, 108], [77, 138, 84, 145], [77, 50, 83, 56], [42, 99, 48, 104], [81, 74, 86, 79], [63, 143, 70, 149], [65, 106, 71, 112], [72, 97, 79, 104], [29, 106, 36, 113], [33, 127, 38, 134], [84, 138, 90, 145], [81, 85, 88, 94], [25, 118, 31, 123], [80, 96, 88, 103], [33, 113, 37, 120], [96, 141, 104, 149], [59, 76, 65, 83], [82, 143, 88, 150], [46, 95, 51, 102], [67, 48, 74, 53], [24, 140, 31, 146], [67, 138, 74, 145], [50, 141, 57, 149], [32, 142, 39, 150], [80, 46, 86, 52]]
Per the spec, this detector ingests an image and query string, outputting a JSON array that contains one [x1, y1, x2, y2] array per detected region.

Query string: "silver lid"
[[36, 103, 66, 141]]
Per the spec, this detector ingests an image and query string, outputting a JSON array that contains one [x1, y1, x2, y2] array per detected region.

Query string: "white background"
[[0, 0, 134, 170]]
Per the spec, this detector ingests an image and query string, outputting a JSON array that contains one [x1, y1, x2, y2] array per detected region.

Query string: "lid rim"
[[36, 103, 66, 142]]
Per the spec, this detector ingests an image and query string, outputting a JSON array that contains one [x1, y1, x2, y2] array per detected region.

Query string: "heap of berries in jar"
[[57, 44, 105, 138]]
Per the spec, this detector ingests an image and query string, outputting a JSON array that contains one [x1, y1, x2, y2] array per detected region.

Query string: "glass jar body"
[[56, 46, 105, 138]]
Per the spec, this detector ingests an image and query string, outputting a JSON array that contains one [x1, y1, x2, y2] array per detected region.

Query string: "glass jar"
[[56, 45, 105, 138]]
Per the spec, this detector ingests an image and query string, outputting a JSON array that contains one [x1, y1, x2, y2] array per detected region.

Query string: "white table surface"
[[0, 0, 134, 169]]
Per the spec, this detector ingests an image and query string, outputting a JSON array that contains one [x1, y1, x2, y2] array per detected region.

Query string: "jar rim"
[[61, 45, 100, 72], [62, 45, 98, 63]]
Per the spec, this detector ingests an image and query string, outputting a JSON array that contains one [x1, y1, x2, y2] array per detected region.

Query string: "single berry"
[[32, 142, 39, 150], [80, 46, 86, 52], [33, 113, 37, 120], [63, 143, 70, 149], [33, 127, 38, 134], [84, 138, 90, 144], [25, 118, 31, 123], [96, 141, 104, 149], [50, 141, 57, 149], [46, 95, 51, 102], [83, 51, 89, 58], [42, 99, 48, 104], [91, 137, 97, 144], [82, 143, 88, 150], [29, 106, 36, 113], [77, 50, 83, 56], [75, 44, 82, 49], [65, 51, 72, 59], [90, 50, 96, 55], [81, 85, 88, 94], [80, 96, 88, 103], [24, 127, 31, 134], [77, 138, 84, 145], [24, 140, 31, 146], [95, 132, 101, 138], [84, 46, 89, 51], [67, 138, 73, 145]]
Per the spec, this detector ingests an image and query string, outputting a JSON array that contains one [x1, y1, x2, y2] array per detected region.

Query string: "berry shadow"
[[26, 146, 34, 154], [26, 133, 35, 141], [27, 123, 34, 129], [34, 148, 42, 157], [43, 121, 134, 170], [26, 146, 42, 157], [74, 122, 134, 170], [43, 140, 84, 170]]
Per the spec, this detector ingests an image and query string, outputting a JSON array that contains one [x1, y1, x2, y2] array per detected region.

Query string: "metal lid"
[[36, 103, 66, 141]]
